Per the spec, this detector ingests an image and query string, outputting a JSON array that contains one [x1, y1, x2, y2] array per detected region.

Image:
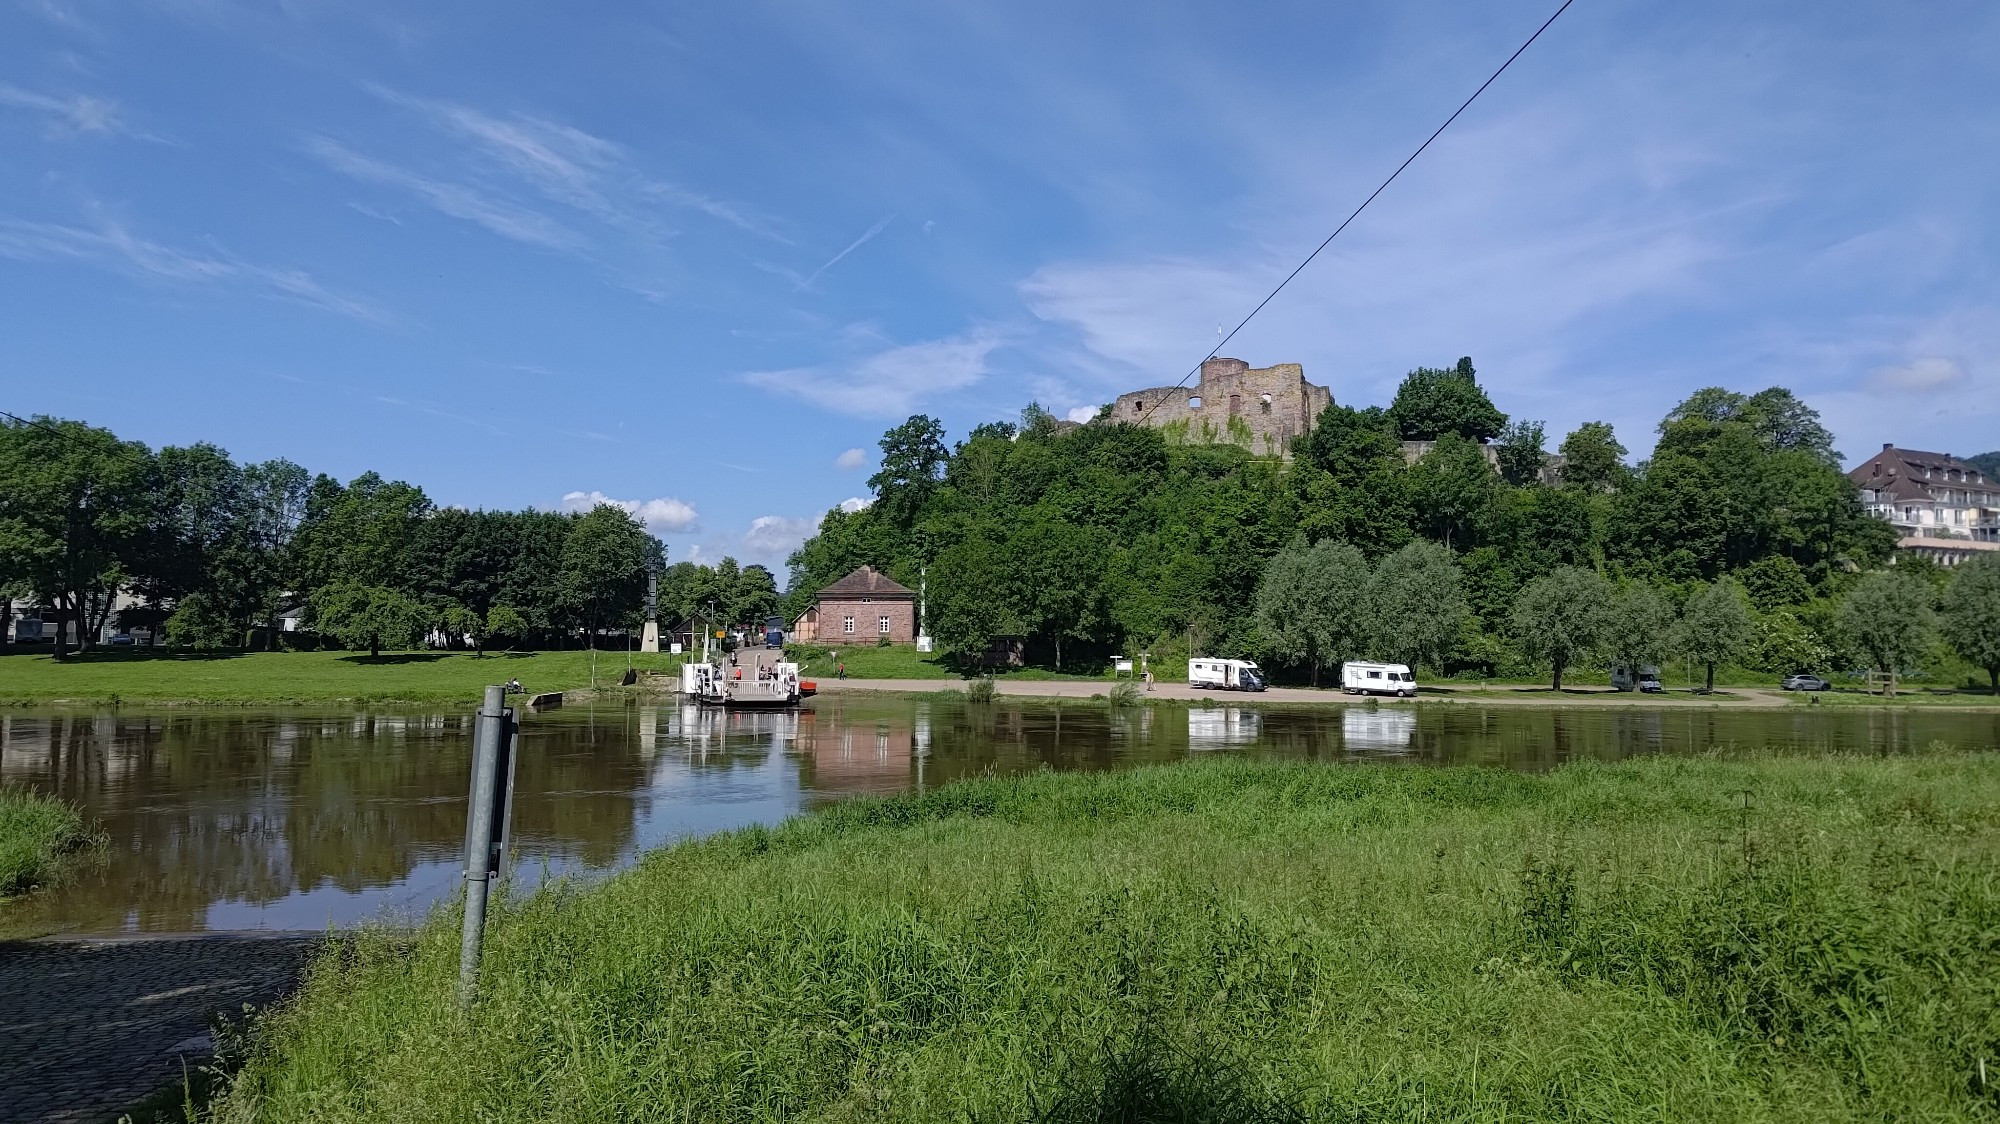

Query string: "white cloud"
[[560, 489, 699, 533], [0, 83, 124, 135], [743, 515, 817, 556], [838, 496, 872, 513], [742, 329, 1003, 417], [0, 215, 388, 322], [834, 447, 867, 470], [1065, 405, 1099, 423], [1871, 357, 1965, 393]]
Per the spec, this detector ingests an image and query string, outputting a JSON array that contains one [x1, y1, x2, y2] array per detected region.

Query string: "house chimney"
[[1883, 442, 1894, 450]]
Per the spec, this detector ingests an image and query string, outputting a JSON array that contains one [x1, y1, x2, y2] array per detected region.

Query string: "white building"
[[1850, 444, 2000, 564]]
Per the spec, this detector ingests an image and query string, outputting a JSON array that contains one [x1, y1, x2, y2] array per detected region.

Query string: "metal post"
[[458, 684, 508, 1008]]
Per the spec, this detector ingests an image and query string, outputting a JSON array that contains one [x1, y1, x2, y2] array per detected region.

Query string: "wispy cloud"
[[560, 489, 699, 533], [834, 447, 866, 470], [798, 213, 895, 289], [742, 328, 1004, 417], [307, 135, 581, 250], [0, 83, 125, 136], [332, 86, 786, 247], [0, 214, 389, 322]]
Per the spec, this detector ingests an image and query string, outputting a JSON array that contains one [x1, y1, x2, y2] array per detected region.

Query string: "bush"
[[965, 677, 997, 703], [1108, 680, 1144, 707]]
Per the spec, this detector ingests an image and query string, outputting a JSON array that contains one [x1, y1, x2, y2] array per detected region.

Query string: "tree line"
[[0, 417, 770, 656], [788, 361, 2000, 689]]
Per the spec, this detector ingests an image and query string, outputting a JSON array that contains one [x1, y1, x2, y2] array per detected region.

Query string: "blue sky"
[[3, 0, 1997, 577]]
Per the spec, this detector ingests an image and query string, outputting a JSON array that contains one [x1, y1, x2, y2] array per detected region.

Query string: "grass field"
[[0, 788, 95, 898], [214, 750, 2000, 1122], [0, 648, 686, 706]]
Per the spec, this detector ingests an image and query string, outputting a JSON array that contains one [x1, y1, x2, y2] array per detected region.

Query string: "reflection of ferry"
[[1188, 707, 1261, 749], [1341, 708, 1416, 752]]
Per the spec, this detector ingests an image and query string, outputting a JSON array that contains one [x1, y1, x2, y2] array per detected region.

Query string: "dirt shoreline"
[[807, 678, 2000, 711]]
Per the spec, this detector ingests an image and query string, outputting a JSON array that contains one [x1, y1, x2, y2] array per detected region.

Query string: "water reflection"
[[2, 700, 1994, 935]]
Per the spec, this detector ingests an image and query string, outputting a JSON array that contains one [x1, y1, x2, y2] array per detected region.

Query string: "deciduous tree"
[[1369, 540, 1466, 670], [1836, 571, 1935, 696], [1602, 583, 1675, 686], [1675, 578, 1754, 691], [1510, 566, 1610, 690], [1387, 357, 1506, 442], [1941, 557, 2000, 694]]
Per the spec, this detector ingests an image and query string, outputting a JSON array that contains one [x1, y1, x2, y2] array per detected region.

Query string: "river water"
[[4, 698, 1996, 935]]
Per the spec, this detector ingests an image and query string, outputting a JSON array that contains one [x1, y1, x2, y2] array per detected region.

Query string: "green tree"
[[1510, 566, 1611, 689], [1836, 571, 1935, 696], [1494, 419, 1547, 487], [485, 604, 529, 650], [0, 416, 155, 653], [1369, 539, 1466, 670], [1387, 357, 1507, 442], [1406, 434, 1497, 550], [1255, 538, 1368, 685], [1966, 451, 2000, 480], [1674, 578, 1754, 691], [1940, 557, 2000, 694], [1602, 583, 1675, 685], [311, 581, 425, 657], [1735, 555, 1812, 612], [1291, 405, 1410, 556], [1557, 421, 1628, 493], [557, 505, 656, 647], [868, 415, 949, 529], [1749, 608, 1831, 675]]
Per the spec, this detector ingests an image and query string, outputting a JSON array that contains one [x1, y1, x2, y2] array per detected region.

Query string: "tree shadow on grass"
[[34, 649, 246, 663], [335, 653, 451, 666]]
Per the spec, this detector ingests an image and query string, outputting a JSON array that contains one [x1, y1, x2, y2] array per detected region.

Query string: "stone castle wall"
[[1109, 358, 1332, 458]]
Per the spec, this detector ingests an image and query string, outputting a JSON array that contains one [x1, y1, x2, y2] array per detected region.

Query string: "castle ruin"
[[1108, 358, 1331, 458]]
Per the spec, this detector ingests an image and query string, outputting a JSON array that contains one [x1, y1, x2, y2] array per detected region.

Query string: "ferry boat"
[[681, 652, 809, 708]]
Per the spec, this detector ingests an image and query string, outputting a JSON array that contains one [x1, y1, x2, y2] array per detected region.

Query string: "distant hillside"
[[1967, 451, 2000, 479]]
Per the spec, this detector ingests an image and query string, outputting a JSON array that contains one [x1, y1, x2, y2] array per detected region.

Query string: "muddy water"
[[3, 699, 1995, 935]]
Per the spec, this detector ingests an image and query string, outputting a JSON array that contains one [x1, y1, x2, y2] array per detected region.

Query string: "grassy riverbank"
[[0, 789, 94, 898], [0, 649, 685, 706], [217, 750, 2000, 1122]]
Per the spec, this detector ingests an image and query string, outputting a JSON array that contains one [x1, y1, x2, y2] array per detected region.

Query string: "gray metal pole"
[[458, 684, 507, 1008]]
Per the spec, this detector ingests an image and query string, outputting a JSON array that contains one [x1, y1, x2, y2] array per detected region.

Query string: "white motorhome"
[[1188, 658, 1266, 692], [1341, 661, 1416, 697]]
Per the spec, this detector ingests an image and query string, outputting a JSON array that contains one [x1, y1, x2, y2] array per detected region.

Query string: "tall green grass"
[[216, 752, 2000, 1122], [0, 787, 94, 897]]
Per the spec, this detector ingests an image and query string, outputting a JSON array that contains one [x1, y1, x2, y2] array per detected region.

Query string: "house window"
[[843, 615, 855, 634], [879, 615, 891, 635]]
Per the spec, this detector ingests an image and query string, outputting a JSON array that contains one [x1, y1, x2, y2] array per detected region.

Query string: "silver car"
[[1781, 674, 1830, 692]]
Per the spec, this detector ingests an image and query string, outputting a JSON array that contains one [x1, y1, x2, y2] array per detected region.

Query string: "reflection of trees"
[[0, 709, 647, 932]]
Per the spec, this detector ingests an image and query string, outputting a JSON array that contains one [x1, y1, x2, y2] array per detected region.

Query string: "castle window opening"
[[1229, 394, 1241, 415], [1132, 400, 1143, 414], [1187, 396, 1202, 409]]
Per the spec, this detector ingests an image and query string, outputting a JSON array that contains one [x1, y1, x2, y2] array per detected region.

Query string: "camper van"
[[1189, 658, 1266, 692], [1611, 664, 1663, 693], [1341, 661, 1416, 697]]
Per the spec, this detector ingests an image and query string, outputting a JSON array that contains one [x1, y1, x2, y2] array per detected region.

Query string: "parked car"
[[1781, 674, 1831, 692], [1341, 660, 1416, 698], [108, 633, 136, 647], [1637, 673, 1663, 693]]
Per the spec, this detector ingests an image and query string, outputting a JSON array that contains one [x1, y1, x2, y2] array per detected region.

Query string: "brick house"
[[792, 566, 917, 645]]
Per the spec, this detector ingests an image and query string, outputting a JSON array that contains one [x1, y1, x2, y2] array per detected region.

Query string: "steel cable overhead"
[[1137, 0, 1576, 424]]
